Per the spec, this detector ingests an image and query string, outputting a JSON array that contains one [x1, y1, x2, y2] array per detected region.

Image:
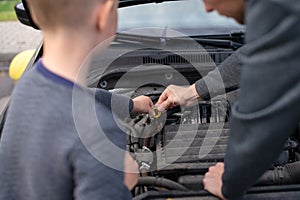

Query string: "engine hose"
[[285, 161, 300, 184], [137, 177, 188, 191], [256, 161, 300, 185]]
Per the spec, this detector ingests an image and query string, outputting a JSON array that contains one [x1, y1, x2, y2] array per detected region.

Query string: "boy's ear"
[[96, 0, 115, 32]]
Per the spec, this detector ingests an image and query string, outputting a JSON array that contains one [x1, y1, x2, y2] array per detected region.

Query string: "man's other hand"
[[203, 162, 226, 200]]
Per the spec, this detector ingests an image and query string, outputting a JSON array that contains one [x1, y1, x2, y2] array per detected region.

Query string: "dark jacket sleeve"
[[222, 0, 300, 199], [194, 47, 243, 100]]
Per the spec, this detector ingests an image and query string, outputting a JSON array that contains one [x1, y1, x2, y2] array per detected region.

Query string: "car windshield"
[[118, 0, 244, 36]]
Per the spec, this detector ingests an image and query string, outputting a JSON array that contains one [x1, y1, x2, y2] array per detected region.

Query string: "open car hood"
[[15, 0, 181, 29]]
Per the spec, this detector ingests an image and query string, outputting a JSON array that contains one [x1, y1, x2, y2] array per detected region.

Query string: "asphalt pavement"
[[0, 21, 42, 111], [0, 21, 42, 69]]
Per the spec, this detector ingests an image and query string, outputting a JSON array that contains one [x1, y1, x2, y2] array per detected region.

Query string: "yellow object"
[[9, 49, 35, 81]]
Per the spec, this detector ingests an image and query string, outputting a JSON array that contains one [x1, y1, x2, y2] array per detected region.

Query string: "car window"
[[118, 0, 244, 36]]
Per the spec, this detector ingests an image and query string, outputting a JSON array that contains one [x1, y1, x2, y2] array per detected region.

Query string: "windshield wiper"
[[189, 31, 245, 44], [189, 38, 243, 50], [119, 0, 180, 8], [115, 33, 243, 50]]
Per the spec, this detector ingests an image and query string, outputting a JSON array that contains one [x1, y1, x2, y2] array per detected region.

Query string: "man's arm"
[[221, 0, 300, 199], [195, 47, 243, 100], [156, 46, 243, 110]]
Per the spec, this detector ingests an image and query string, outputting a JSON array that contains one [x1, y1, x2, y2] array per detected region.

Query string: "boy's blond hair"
[[26, 0, 104, 31]]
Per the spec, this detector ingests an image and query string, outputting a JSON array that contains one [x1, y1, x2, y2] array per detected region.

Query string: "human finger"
[[156, 90, 169, 105]]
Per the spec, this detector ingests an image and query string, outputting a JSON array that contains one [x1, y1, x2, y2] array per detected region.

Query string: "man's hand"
[[123, 152, 139, 191], [203, 162, 226, 200], [156, 84, 200, 111], [132, 95, 153, 114]]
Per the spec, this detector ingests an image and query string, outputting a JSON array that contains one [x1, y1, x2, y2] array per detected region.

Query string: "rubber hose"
[[285, 161, 300, 184], [256, 161, 300, 185], [137, 177, 188, 191]]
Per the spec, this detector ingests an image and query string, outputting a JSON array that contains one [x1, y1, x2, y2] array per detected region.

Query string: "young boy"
[[0, 0, 150, 199]]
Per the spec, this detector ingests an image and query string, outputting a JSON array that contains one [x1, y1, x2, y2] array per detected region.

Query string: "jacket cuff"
[[195, 79, 211, 100]]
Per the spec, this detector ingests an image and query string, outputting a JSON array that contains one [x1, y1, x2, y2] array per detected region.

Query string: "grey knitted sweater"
[[0, 60, 131, 200]]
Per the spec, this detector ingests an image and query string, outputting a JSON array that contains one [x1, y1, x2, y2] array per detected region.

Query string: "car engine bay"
[[122, 92, 300, 199], [95, 44, 300, 199]]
